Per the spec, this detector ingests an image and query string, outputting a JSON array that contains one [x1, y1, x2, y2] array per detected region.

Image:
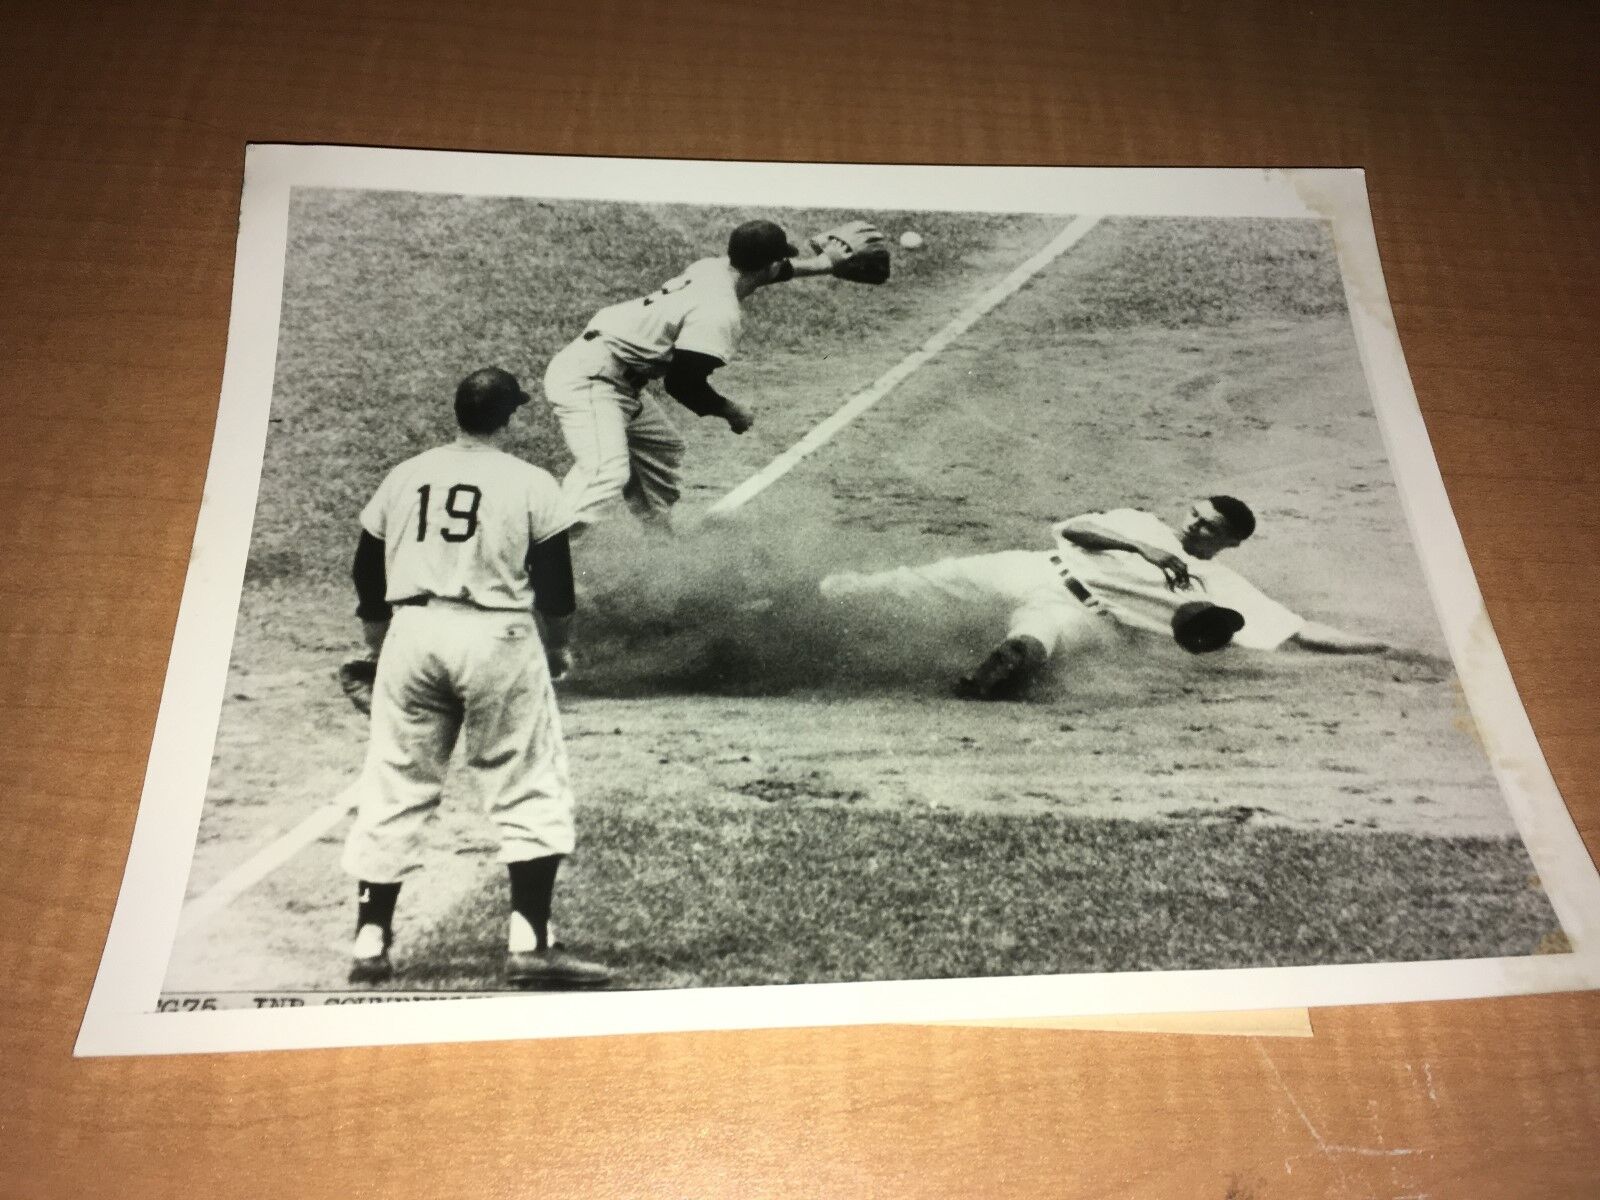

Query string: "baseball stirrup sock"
[[356, 881, 401, 933], [508, 856, 563, 950]]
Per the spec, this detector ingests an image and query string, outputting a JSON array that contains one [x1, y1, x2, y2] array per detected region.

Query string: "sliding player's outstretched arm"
[[1287, 620, 1453, 677], [1287, 621, 1390, 655]]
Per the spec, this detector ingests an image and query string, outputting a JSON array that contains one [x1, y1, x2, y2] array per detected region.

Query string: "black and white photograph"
[[77, 149, 1600, 1056]]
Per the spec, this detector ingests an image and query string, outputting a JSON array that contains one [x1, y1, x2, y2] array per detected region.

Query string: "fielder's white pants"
[[341, 602, 575, 883], [820, 550, 1114, 657], [543, 336, 686, 529]]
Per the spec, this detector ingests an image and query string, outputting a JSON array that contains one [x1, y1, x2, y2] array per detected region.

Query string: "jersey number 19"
[[416, 483, 482, 543]]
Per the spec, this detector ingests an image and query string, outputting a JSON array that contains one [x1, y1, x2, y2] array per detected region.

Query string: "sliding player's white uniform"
[[821, 509, 1305, 657]]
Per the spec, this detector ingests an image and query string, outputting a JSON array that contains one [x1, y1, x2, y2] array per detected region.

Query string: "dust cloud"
[[565, 511, 997, 697]]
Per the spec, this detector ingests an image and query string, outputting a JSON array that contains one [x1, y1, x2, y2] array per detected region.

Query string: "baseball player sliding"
[[339, 367, 610, 989], [822, 495, 1424, 699], [543, 217, 889, 532]]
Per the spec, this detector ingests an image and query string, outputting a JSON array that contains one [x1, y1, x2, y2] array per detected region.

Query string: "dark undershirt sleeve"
[[662, 348, 730, 417], [352, 530, 391, 621], [526, 529, 576, 617]]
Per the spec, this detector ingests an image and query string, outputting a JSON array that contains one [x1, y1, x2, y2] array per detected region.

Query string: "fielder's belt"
[[581, 329, 653, 390]]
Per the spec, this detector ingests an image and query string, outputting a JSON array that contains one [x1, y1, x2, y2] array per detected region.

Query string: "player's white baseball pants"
[[543, 335, 686, 528], [341, 601, 575, 883], [820, 550, 1116, 657]]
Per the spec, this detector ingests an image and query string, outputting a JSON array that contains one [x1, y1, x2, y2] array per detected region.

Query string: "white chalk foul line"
[[704, 214, 1104, 519], [176, 788, 356, 942]]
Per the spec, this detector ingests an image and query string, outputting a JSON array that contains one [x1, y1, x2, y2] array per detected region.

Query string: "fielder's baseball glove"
[[1171, 601, 1246, 655], [807, 219, 892, 284], [338, 658, 377, 715]]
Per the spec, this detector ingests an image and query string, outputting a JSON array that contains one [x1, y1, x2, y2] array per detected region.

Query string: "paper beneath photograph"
[[77, 146, 1600, 1056]]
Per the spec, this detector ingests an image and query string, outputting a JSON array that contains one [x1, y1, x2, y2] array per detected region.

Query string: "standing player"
[[340, 367, 610, 989], [542, 217, 888, 532], [821, 495, 1420, 699]]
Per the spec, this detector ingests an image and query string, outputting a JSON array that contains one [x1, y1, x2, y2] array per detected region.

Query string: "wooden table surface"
[[3, 1, 1597, 1195]]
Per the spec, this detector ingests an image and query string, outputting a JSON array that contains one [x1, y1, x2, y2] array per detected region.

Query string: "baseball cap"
[[727, 219, 799, 271], [455, 367, 530, 433]]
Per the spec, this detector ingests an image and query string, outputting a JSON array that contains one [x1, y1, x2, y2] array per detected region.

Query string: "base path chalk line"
[[176, 787, 356, 942], [703, 214, 1104, 519]]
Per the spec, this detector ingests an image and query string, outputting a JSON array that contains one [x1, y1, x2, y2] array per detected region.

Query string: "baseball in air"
[[898, 231, 925, 249]]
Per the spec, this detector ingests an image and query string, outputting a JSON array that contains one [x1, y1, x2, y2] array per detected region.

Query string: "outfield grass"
[[1054, 216, 1346, 331], [399, 802, 1554, 991]]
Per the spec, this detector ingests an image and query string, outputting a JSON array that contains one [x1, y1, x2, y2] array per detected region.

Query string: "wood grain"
[[2, 0, 1597, 1194]]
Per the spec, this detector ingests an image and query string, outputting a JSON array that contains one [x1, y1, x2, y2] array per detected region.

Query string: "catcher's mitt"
[[1171, 601, 1245, 655], [807, 219, 891, 284], [338, 658, 377, 715]]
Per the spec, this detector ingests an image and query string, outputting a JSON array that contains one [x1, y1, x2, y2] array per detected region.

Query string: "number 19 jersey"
[[360, 439, 573, 612]]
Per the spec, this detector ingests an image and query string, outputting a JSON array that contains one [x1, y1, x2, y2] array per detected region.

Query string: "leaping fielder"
[[541, 218, 889, 533], [821, 495, 1426, 700]]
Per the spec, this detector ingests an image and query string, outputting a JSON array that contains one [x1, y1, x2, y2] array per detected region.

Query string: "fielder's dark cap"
[[455, 367, 530, 434], [728, 219, 798, 272], [1172, 600, 1246, 655]]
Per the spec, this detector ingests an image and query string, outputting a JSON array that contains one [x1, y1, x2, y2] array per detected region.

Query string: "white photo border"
[[77, 146, 1600, 1056]]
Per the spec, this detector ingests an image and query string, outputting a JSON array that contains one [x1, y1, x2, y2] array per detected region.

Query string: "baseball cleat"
[[348, 924, 394, 985], [953, 674, 993, 701], [504, 948, 614, 990], [955, 635, 1048, 701], [348, 950, 394, 985]]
